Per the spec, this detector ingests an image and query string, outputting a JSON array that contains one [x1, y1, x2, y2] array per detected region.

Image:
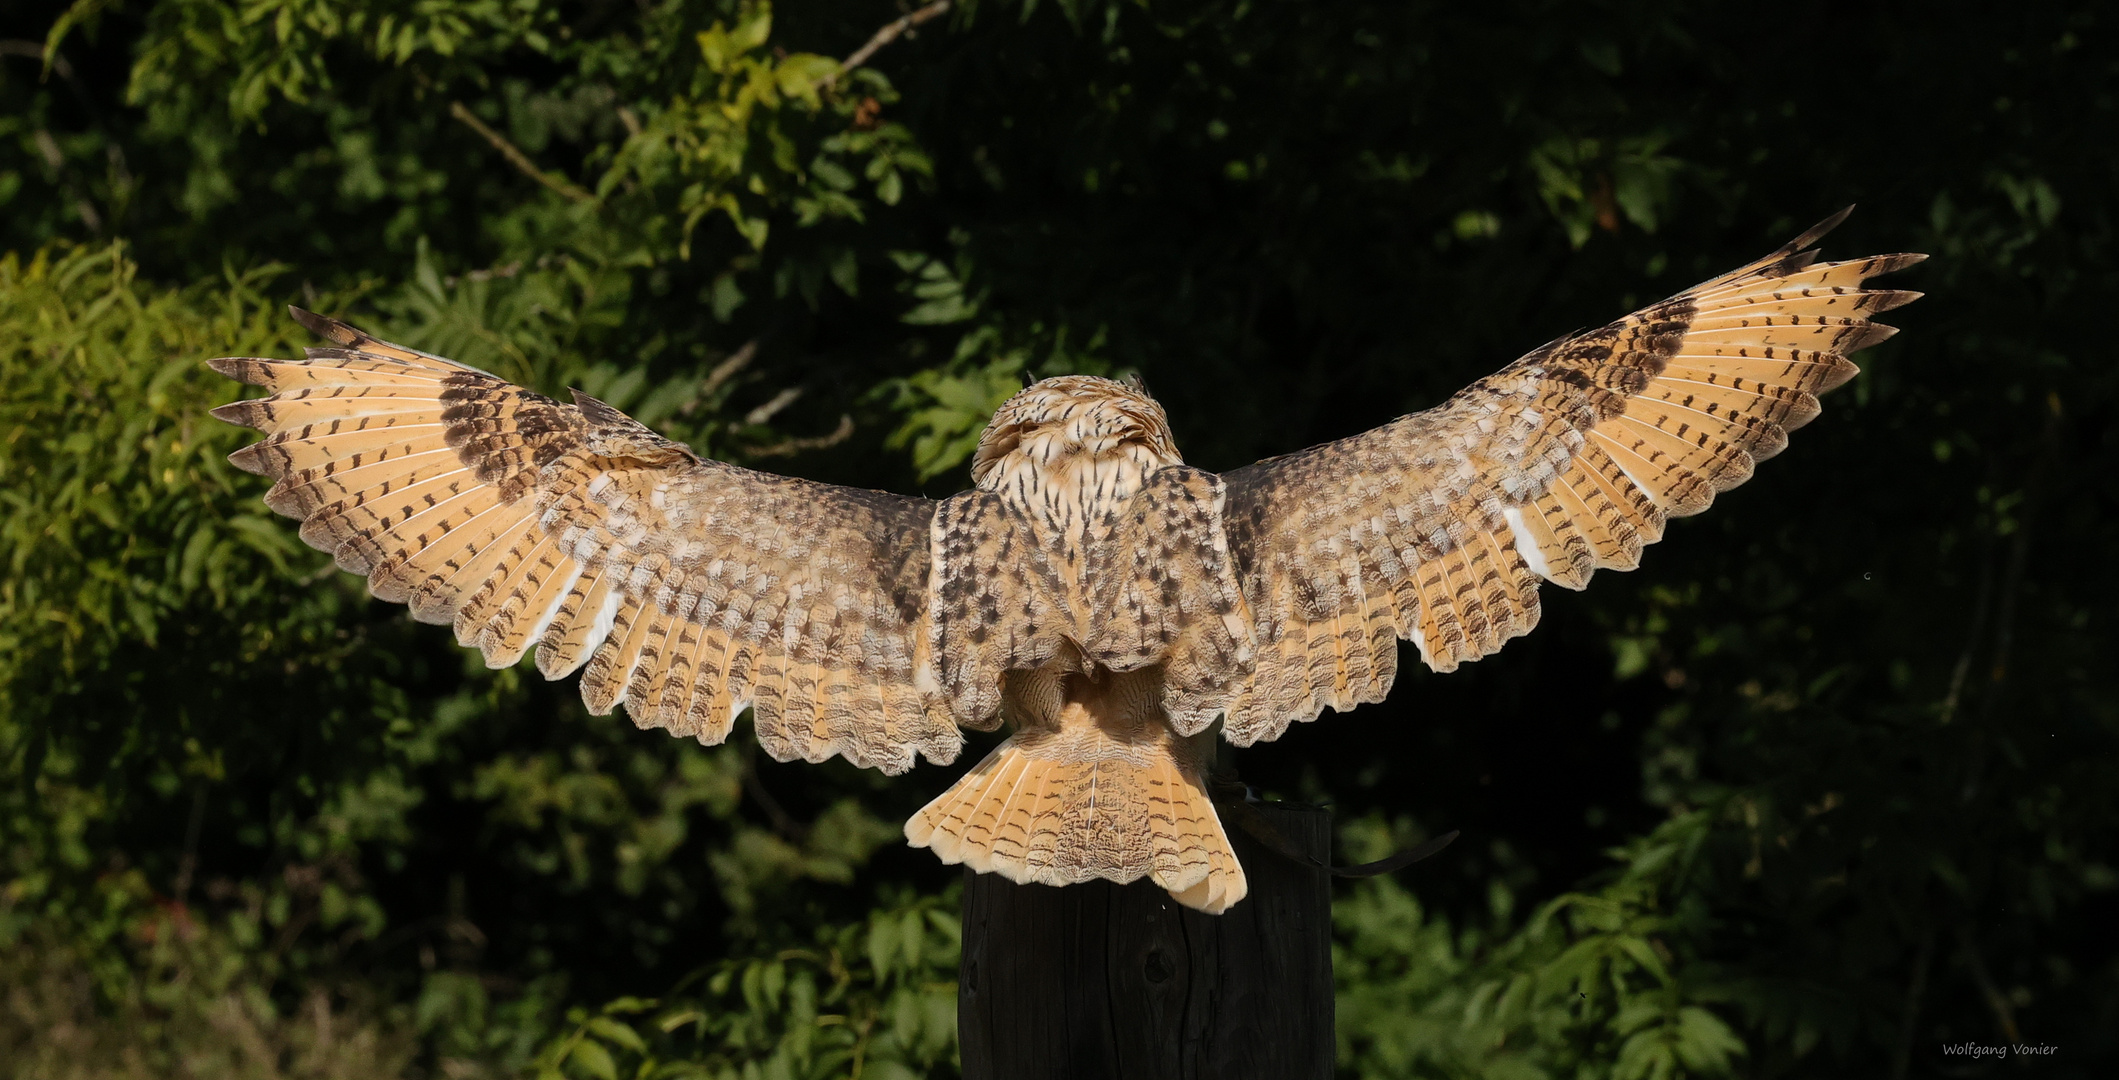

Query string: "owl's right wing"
[[212, 310, 960, 774], [1217, 210, 1923, 745]]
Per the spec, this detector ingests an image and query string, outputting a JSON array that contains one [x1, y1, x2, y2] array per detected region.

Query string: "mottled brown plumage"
[[210, 210, 1921, 912]]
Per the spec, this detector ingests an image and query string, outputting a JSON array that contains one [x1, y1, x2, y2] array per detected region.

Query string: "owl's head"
[[970, 375, 1182, 489]]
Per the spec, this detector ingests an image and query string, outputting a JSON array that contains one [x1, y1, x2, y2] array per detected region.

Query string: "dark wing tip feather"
[[569, 389, 638, 429], [260, 480, 306, 517], [1863, 289, 1925, 313], [1784, 205, 1856, 254], [227, 442, 278, 476], [1774, 248, 1824, 276], [207, 356, 264, 383], [287, 305, 362, 345], [208, 399, 266, 429], [1818, 358, 1861, 393], [1844, 322, 1901, 351]]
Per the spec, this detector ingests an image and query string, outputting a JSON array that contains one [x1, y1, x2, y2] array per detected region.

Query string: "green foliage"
[[1, 921, 419, 1079], [536, 893, 959, 1080], [1528, 135, 1686, 249], [614, 5, 930, 258], [0, 244, 320, 693], [1338, 811, 1746, 1080], [883, 352, 1023, 482], [4, 1, 2115, 1078]]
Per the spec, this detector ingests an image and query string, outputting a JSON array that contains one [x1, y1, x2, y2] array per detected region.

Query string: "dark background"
[[1, 1, 2111, 1077]]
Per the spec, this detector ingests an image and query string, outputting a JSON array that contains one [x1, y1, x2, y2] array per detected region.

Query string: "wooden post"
[[957, 803, 1333, 1080]]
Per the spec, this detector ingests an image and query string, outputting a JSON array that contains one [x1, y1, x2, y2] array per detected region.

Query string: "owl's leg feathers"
[[904, 734, 1248, 914]]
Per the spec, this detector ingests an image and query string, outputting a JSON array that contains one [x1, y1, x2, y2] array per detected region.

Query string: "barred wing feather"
[[1218, 209, 1923, 746], [212, 309, 959, 774]]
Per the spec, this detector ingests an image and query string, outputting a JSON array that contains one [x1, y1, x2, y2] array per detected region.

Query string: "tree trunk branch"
[[449, 101, 595, 203], [832, 0, 952, 85]]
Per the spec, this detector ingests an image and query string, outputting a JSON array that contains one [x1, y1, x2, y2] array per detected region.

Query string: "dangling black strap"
[[1319, 830, 1460, 878], [1215, 792, 1458, 878]]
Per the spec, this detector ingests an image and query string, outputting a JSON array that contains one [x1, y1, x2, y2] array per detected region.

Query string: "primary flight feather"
[[210, 209, 1922, 912]]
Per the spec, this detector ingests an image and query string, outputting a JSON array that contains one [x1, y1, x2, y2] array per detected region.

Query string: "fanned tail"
[[904, 735, 1248, 913]]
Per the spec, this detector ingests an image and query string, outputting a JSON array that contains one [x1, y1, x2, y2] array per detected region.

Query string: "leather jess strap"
[[1215, 794, 1458, 879]]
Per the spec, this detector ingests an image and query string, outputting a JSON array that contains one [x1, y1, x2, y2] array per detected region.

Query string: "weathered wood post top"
[[958, 802, 1334, 1080]]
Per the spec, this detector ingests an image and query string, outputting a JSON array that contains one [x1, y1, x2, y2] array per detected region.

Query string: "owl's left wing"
[[212, 309, 959, 774], [1218, 210, 1923, 745]]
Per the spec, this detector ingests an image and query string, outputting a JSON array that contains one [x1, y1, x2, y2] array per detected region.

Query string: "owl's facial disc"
[[970, 375, 1180, 488]]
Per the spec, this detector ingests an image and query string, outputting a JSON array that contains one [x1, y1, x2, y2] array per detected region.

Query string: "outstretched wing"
[[211, 309, 959, 774], [1219, 209, 1923, 745]]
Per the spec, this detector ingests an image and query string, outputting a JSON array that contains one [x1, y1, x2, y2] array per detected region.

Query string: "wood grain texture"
[[957, 802, 1333, 1080]]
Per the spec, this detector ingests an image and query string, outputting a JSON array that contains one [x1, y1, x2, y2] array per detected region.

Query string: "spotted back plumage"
[[210, 210, 1921, 912]]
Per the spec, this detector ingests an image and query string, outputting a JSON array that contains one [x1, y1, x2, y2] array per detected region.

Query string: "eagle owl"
[[210, 211, 1921, 913]]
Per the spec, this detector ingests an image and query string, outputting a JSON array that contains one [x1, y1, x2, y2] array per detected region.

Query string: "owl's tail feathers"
[[904, 736, 1248, 914]]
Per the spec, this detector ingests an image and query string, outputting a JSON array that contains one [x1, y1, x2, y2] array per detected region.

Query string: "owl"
[[210, 210, 1921, 913]]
